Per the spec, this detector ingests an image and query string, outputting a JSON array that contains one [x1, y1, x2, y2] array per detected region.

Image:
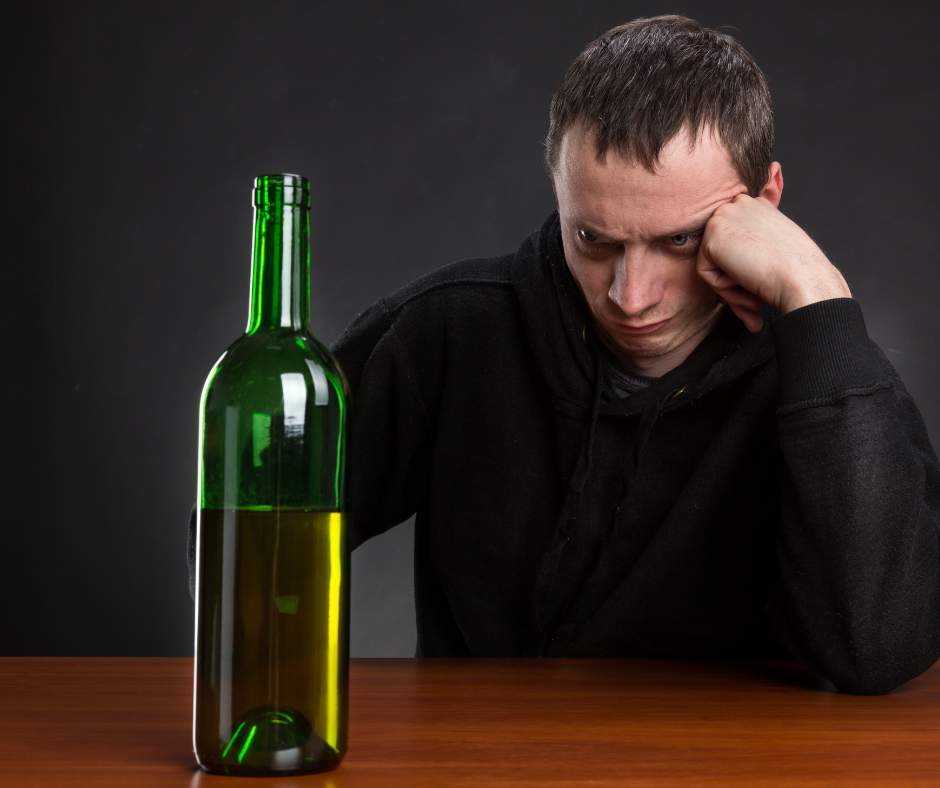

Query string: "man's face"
[[553, 125, 749, 375]]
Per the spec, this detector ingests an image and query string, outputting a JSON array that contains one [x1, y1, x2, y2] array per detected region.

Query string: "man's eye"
[[670, 234, 692, 247], [578, 229, 600, 243]]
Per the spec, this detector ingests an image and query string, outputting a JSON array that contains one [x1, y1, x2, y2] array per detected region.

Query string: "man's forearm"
[[771, 299, 940, 694]]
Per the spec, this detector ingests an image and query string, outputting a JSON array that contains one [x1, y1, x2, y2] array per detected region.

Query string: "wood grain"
[[1, 657, 938, 786]]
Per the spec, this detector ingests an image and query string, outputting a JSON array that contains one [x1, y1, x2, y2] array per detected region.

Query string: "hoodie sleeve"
[[769, 297, 940, 694], [330, 298, 434, 550]]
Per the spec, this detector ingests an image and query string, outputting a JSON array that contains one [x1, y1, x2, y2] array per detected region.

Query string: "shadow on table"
[[189, 766, 347, 787], [741, 661, 838, 693]]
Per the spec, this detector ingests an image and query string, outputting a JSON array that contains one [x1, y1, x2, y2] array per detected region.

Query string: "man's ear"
[[760, 162, 783, 207]]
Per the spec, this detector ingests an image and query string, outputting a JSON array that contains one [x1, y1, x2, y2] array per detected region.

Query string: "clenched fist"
[[696, 194, 851, 332]]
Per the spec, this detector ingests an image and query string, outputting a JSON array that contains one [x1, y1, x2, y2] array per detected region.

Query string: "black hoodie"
[[191, 211, 940, 694]]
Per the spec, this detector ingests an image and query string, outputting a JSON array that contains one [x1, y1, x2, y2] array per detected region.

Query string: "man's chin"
[[594, 321, 679, 363], [597, 305, 724, 367], [611, 333, 681, 360]]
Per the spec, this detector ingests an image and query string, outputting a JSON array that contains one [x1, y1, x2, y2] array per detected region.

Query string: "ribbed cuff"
[[770, 298, 879, 406]]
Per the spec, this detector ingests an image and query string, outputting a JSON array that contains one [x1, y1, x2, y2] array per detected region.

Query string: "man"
[[193, 16, 940, 693], [332, 16, 940, 693]]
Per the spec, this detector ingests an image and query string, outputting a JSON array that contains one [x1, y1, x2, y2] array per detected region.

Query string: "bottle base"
[[195, 705, 345, 776], [196, 754, 345, 778]]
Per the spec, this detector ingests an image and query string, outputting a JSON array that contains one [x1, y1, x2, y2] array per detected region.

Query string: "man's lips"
[[610, 318, 669, 335]]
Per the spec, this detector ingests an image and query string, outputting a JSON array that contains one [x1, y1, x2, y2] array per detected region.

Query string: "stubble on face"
[[553, 124, 748, 377], [611, 297, 725, 362]]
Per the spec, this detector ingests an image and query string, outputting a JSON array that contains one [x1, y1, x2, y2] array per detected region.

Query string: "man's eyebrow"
[[575, 217, 711, 241], [662, 223, 708, 237], [575, 222, 619, 242], [664, 200, 740, 238]]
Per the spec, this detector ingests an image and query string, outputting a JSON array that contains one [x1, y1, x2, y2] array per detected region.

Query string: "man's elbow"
[[825, 641, 940, 696]]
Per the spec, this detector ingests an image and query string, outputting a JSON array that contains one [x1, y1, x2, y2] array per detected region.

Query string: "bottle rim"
[[254, 173, 310, 208]]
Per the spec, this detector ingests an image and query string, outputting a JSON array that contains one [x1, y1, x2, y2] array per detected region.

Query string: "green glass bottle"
[[193, 174, 350, 776]]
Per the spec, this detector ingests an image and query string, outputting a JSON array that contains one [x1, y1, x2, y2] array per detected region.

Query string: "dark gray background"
[[2, 0, 937, 657]]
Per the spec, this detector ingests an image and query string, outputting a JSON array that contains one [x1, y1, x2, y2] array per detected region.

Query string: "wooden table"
[[1, 657, 938, 786]]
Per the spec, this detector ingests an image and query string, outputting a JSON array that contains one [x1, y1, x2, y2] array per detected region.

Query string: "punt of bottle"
[[194, 508, 348, 775]]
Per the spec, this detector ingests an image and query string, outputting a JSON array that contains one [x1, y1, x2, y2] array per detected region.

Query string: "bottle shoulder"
[[214, 331, 342, 374], [202, 330, 348, 407]]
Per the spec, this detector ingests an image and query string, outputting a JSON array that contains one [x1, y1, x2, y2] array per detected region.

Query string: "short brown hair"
[[544, 15, 773, 197]]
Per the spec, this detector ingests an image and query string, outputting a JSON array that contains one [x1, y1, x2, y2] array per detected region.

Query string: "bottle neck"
[[246, 202, 310, 334]]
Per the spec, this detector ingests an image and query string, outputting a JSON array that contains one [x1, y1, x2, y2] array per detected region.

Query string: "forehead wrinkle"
[[559, 125, 746, 243], [568, 187, 737, 243]]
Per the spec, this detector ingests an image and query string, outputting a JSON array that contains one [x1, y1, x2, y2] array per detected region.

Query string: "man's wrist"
[[778, 269, 852, 315]]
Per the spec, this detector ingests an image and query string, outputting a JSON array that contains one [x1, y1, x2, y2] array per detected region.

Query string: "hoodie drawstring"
[[533, 346, 605, 637], [536, 379, 687, 654], [631, 384, 686, 486]]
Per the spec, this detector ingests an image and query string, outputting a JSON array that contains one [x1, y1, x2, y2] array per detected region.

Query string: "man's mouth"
[[610, 318, 669, 335]]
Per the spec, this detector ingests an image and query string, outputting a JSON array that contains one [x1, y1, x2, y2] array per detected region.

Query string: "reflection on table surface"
[[2, 656, 939, 787]]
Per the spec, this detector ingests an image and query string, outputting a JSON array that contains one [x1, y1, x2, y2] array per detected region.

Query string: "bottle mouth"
[[254, 174, 310, 208]]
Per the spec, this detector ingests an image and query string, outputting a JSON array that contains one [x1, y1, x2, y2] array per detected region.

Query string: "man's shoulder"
[[331, 252, 519, 363], [380, 253, 516, 318]]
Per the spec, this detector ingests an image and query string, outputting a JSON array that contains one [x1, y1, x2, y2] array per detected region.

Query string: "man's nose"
[[608, 247, 663, 317]]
